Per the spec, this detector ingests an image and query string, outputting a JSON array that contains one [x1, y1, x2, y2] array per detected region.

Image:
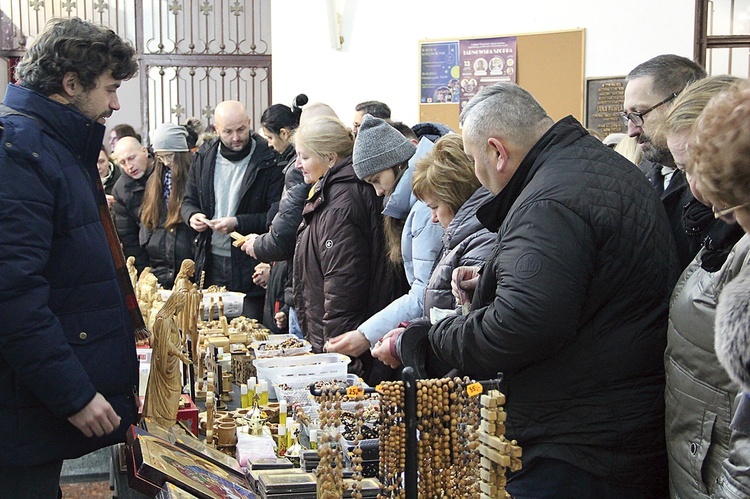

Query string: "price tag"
[[467, 382, 483, 397], [347, 385, 364, 398], [375, 384, 383, 393]]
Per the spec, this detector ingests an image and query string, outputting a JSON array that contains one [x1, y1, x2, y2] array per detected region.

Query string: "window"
[[695, 0, 750, 75]]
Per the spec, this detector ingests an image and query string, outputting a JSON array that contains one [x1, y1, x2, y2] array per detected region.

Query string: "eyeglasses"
[[713, 202, 749, 221], [619, 92, 678, 127], [155, 152, 175, 164]]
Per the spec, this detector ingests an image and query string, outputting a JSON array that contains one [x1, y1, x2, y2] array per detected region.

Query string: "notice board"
[[419, 29, 585, 132]]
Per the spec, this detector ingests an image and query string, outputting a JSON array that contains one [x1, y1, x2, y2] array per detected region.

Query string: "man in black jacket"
[[112, 136, 152, 272], [623, 54, 707, 269], [182, 100, 282, 319], [430, 82, 679, 496]]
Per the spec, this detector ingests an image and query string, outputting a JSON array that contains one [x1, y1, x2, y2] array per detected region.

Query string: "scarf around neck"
[[219, 137, 254, 162]]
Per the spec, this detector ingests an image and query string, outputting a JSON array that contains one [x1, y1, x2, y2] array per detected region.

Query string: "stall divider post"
[[402, 366, 418, 499]]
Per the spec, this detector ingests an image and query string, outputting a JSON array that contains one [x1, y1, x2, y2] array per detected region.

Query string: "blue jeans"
[[289, 307, 303, 339]]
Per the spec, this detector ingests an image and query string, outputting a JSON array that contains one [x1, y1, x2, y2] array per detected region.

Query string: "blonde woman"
[[291, 117, 402, 383]]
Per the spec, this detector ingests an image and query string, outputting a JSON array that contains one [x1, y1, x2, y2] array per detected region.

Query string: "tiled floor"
[[60, 480, 112, 498]]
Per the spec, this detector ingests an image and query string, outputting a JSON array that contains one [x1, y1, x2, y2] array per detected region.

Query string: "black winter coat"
[[293, 157, 402, 356], [140, 215, 197, 289], [112, 170, 150, 272], [256, 146, 306, 332], [0, 84, 138, 466], [430, 117, 679, 493], [254, 145, 306, 263], [181, 135, 282, 296], [641, 161, 715, 270]]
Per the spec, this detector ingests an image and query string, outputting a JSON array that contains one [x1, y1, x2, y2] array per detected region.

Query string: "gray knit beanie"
[[151, 123, 189, 152], [353, 114, 416, 180]]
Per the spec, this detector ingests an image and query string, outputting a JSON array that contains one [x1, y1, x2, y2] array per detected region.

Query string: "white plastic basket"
[[274, 373, 362, 409], [254, 353, 350, 400]]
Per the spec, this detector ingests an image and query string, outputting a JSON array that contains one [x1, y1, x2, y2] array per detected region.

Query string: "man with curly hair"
[[0, 18, 139, 495]]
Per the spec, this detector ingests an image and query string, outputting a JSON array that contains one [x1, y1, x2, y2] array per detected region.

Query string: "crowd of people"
[[2, 17, 750, 498]]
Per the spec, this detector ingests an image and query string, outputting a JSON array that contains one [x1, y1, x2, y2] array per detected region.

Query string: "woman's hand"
[[252, 262, 271, 288], [240, 233, 259, 257], [371, 328, 404, 369], [325, 330, 371, 357]]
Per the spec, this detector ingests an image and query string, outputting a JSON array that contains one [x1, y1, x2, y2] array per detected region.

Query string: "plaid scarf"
[[163, 167, 172, 202], [93, 170, 151, 341]]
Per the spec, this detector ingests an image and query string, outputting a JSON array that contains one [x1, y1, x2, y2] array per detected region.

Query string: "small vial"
[[277, 424, 287, 456], [259, 380, 269, 406], [309, 429, 318, 450], [247, 377, 256, 403], [278, 400, 287, 426], [240, 383, 248, 408]]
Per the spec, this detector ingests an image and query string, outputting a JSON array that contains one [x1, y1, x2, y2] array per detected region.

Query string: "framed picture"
[[170, 421, 244, 475], [158, 481, 201, 498], [140, 418, 243, 476], [132, 433, 255, 499], [585, 76, 627, 140]]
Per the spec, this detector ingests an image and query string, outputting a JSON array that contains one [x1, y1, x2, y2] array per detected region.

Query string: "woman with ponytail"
[[240, 94, 309, 333]]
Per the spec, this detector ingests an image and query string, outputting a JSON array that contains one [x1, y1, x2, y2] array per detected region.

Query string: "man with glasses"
[[623, 54, 707, 269], [352, 100, 391, 137]]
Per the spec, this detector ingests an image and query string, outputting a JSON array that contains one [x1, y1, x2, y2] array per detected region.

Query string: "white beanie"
[[151, 123, 189, 152]]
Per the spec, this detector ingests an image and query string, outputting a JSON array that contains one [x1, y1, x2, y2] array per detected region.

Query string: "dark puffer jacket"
[[112, 170, 150, 272], [0, 84, 138, 466], [293, 157, 401, 355], [181, 135, 282, 297], [140, 213, 197, 289], [430, 117, 679, 493], [254, 145, 306, 263], [423, 186, 496, 313], [254, 146, 307, 332]]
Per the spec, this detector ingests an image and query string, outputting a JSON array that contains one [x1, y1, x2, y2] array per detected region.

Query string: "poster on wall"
[[420, 41, 460, 104], [459, 37, 517, 110], [585, 77, 627, 139]]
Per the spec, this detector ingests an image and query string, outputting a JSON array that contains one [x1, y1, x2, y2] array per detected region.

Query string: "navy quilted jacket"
[[0, 84, 138, 466], [430, 116, 679, 492]]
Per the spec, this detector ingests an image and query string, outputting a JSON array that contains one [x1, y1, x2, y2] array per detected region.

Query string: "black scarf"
[[683, 198, 745, 272], [219, 137, 254, 162]]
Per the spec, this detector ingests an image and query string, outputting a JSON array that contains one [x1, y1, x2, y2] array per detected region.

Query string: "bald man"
[[182, 100, 282, 319], [112, 136, 153, 271]]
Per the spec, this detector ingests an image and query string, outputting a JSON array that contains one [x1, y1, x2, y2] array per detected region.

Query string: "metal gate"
[[0, 0, 272, 139]]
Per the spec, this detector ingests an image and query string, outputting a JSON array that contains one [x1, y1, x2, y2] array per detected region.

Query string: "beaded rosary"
[[376, 377, 485, 499]]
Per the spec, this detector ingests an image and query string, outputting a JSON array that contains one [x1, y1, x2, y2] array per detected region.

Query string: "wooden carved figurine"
[[173, 259, 200, 364], [142, 290, 192, 427]]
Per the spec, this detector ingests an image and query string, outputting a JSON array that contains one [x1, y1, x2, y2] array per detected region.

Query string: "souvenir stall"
[[117, 259, 522, 499]]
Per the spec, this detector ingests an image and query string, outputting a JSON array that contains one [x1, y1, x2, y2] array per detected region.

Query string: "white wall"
[[0, 1, 695, 134], [271, 0, 695, 126]]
